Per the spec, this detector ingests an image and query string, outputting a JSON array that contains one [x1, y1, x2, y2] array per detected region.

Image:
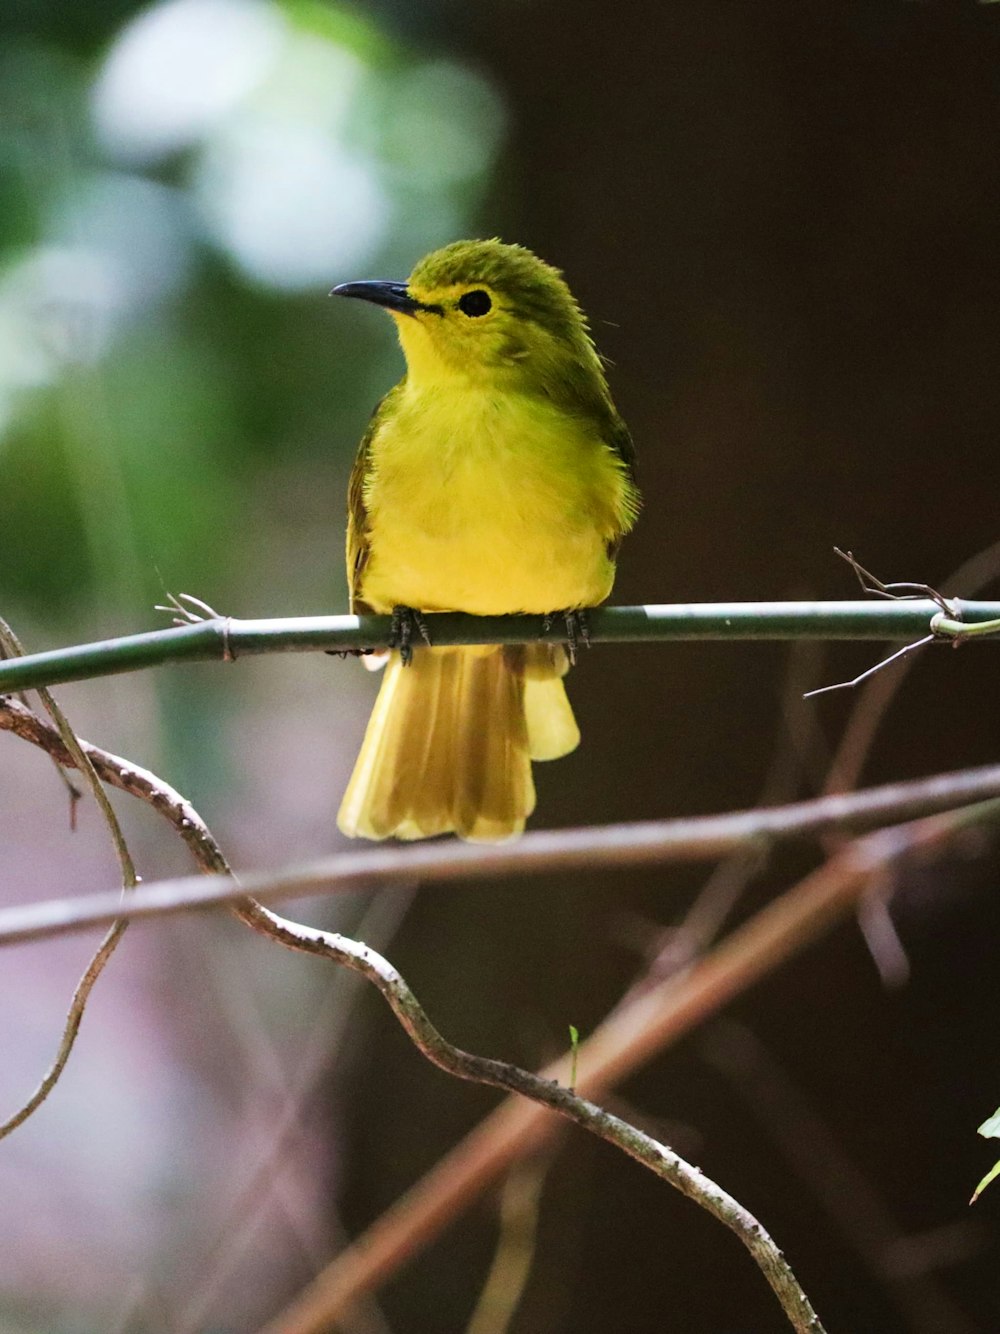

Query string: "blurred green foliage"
[[0, 0, 507, 632]]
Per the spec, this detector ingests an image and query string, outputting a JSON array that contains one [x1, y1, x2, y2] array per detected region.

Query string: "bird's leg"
[[390, 605, 432, 666], [542, 609, 591, 665]]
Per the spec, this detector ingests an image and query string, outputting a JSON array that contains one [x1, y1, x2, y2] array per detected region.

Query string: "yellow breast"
[[359, 383, 631, 616]]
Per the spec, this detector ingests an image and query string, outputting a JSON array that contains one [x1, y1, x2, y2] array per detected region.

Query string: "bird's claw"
[[542, 609, 591, 664], [390, 605, 431, 666]]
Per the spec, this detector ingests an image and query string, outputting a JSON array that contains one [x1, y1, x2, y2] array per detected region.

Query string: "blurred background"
[[2, 0, 1000, 1330]]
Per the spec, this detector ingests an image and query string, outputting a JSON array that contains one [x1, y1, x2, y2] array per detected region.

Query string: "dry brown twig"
[[171, 889, 413, 1334], [805, 547, 1000, 700], [0, 618, 138, 1141], [3, 706, 1000, 945], [2, 543, 997, 1328], [803, 549, 955, 699], [626, 628, 965, 1330], [627, 543, 1000, 1324], [5, 538, 1000, 1323], [824, 538, 1000, 795], [621, 637, 829, 992], [5, 699, 1000, 1329], [263, 801, 1000, 1334], [249, 579, 1000, 1334], [819, 540, 1000, 986], [0, 697, 830, 1334]]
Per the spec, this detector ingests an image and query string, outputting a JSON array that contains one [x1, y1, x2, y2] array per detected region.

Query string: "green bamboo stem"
[[1, 600, 999, 694]]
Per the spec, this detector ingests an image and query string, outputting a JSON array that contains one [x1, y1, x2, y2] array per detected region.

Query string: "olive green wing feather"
[[346, 386, 401, 614], [606, 412, 637, 481], [603, 410, 640, 557]]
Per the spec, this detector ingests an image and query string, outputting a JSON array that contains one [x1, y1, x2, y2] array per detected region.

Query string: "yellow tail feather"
[[337, 644, 579, 842]]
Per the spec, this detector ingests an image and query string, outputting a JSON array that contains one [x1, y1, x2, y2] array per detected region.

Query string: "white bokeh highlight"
[[193, 120, 388, 288], [92, 0, 284, 163]]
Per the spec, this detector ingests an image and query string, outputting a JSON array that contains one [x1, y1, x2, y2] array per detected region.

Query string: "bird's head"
[[332, 238, 607, 398]]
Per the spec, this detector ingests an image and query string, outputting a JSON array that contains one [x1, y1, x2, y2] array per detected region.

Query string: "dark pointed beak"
[[330, 279, 426, 316]]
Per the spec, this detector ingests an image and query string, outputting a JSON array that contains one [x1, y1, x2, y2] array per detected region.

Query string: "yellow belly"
[[359, 386, 630, 615]]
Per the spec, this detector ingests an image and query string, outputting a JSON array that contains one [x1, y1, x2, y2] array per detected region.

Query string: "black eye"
[[458, 289, 492, 317]]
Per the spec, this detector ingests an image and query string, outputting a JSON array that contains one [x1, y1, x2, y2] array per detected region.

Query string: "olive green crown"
[[410, 239, 588, 341]]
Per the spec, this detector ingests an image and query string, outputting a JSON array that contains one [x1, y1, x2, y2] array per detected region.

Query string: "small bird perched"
[[333, 239, 639, 841]]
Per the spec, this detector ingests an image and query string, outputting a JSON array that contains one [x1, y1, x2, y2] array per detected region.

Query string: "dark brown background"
[[343, 4, 1000, 1331]]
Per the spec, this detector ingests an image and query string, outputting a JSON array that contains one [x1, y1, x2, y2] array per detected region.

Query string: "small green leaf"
[[978, 1109, 1000, 1139], [971, 1158, 1000, 1204], [568, 1025, 580, 1093]]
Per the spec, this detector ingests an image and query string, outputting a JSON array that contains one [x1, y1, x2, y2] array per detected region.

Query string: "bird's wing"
[[606, 412, 637, 482], [603, 411, 640, 556], [346, 386, 400, 614]]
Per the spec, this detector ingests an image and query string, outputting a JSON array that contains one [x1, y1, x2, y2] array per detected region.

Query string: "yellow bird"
[[333, 239, 639, 842]]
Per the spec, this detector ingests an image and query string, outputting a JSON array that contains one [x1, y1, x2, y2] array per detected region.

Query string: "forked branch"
[[806, 550, 1000, 698], [0, 697, 827, 1333]]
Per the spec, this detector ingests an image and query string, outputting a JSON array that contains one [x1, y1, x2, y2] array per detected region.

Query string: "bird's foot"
[[390, 605, 432, 666], [542, 609, 591, 665]]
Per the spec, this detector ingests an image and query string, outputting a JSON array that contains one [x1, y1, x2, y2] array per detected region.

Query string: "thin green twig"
[[930, 612, 1000, 641], [1, 600, 1000, 693]]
